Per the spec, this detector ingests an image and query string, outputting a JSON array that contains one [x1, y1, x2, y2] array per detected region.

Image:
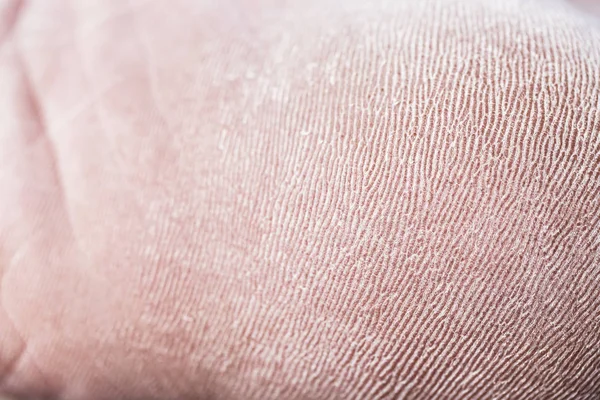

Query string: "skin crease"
[[0, 0, 599, 399]]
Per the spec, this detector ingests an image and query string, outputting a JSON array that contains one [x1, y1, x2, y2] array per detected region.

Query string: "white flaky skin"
[[0, 0, 599, 399]]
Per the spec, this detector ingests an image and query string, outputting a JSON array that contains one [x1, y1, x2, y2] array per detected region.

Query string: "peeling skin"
[[1, 0, 600, 399]]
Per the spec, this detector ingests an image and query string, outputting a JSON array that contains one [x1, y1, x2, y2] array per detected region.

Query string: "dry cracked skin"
[[0, 0, 600, 399]]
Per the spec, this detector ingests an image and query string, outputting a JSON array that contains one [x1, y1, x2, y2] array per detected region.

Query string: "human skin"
[[572, 0, 600, 15], [0, 0, 599, 399]]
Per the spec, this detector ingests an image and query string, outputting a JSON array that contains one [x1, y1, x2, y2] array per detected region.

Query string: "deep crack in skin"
[[1, 0, 600, 399]]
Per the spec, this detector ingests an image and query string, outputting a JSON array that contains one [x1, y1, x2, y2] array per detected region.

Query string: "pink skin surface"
[[0, 0, 600, 399], [571, 0, 600, 15]]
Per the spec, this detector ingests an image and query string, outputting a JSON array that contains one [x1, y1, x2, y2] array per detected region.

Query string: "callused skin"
[[1, 0, 600, 399]]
